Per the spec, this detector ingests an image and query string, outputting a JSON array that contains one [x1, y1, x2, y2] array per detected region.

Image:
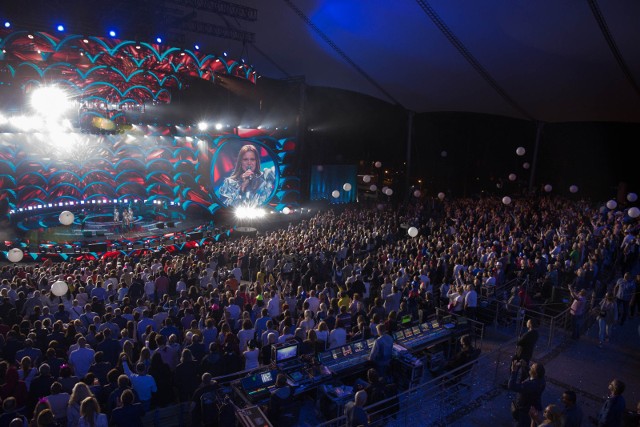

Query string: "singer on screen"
[[219, 144, 275, 207]]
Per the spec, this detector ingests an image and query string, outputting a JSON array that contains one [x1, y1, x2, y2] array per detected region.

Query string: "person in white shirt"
[[243, 340, 260, 371], [464, 284, 478, 319], [267, 290, 281, 319], [304, 291, 320, 314], [328, 320, 347, 349]]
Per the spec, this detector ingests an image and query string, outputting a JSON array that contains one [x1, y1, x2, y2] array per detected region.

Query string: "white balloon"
[[343, 183, 352, 192], [522, 162, 530, 170], [606, 200, 617, 210], [408, 227, 418, 238], [502, 196, 512, 205], [628, 193, 638, 202], [437, 192, 445, 200], [516, 147, 526, 156], [569, 185, 579, 193], [282, 207, 291, 215], [544, 184, 552, 192], [508, 173, 517, 181], [413, 190, 421, 198], [331, 190, 340, 198], [363, 175, 371, 183], [629, 207, 640, 218], [441, 151, 448, 158], [369, 184, 377, 191], [374, 161, 382, 168], [59, 210, 75, 226], [385, 188, 393, 196], [381, 186, 389, 194], [51, 280, 68, 297], [7, 248, 24, 263]]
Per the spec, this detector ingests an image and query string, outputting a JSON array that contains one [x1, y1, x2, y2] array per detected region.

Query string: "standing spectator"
[[77, 396, 107, 427], [174, 349, 198, 402], [46, 382, 69, 424], [614, 273, 634, 326], [344, 390, 369, 427], [568, 286, 587, 340], [0, 367, 28, 409], [147, 353, 172, 408], [122, 358, 157, 411], [368, 324, 393, 379], [596, 292, 618, 347], [68, 338, 95, 379], [508, 361, 546, 427], [513, 319, 539, 379], [110, 389, 145, 427], [560, 390, 583, 427], [595, 379, 626, 427], [66, 383, 94, 427]]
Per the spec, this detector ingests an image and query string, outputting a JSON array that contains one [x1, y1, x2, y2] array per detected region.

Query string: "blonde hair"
[[80, 396, 101, 427], [69, 382, 93, 406]]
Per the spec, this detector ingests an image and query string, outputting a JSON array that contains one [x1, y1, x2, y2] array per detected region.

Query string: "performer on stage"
[[114, 207, 120, 223], [219, 144, 275, 208]]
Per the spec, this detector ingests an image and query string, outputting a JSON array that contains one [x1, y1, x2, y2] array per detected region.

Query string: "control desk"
[[392, 320, 454, 351], [318, 337, 377, 375], [238, 369, 280, 404]]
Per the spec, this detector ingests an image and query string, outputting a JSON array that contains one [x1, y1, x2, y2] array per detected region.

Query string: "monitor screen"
[[260, 372, 273, 384], [276, 344, 298, 362], [404, 328, 414, 337], [331, 349, 343, 360], [401, 315, 412, 324], [352, 341, 366, 353], [342, 346, 353, 357], [431, 321, 440, 329], [412, 326, 422, 336], [420, 322, 431, 331], [393, 330, 405, 340], [366, 338, 376, 349]]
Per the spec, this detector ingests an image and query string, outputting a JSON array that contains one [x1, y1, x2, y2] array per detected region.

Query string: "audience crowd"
[[0, 195, 638, 426]]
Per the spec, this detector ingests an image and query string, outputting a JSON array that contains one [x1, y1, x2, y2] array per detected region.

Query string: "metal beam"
[[166, 0, 258, 21]]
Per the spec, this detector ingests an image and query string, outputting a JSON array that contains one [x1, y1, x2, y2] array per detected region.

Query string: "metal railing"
[[317, 344, 510, 427]]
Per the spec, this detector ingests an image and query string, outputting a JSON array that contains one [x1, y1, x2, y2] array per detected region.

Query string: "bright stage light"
[[198, 122, 208, 131], [194, 44, 200, 50], [4, 22, 11, 28], [109, 30, 116, 37], [235, 207, 266, 220], [31, 86, 73, 119], [156, 37, 162, 44], [57, 24, 65, 32], [215, 123, 223, 130]]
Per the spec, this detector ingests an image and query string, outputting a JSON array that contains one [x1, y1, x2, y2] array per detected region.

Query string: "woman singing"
[[219, 144, 275, 207]]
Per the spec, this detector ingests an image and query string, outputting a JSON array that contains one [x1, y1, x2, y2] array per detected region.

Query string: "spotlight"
[[215, 123, 223, 130], [30, 86, 73, 119], [57, 24, 65, 32], [194, 44, 200, 50], [223, 51, 228, 57], [197, 122, 208, 131], [156, 37, 162, 44], [3, 22, 10, 28], [108, 30, 116, 37]]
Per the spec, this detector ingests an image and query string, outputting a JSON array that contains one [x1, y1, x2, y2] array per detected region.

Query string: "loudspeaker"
[[167, 221, 175, 228], [156, 222, 165, 229], [83, 231, 92, 237], [88, 243, 108, 252]]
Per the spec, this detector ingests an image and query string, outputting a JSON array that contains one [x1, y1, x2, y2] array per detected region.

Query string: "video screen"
[[212, 140, 279, 208], [421, 323, 431, 331], [352, 341, 365, 353], [342, 346, 352, 357], [393, 330, 405, 340], [366, 338, 376, 349], [276, 344, 298, 362], [412, 326, 422, 336], [404, 328, 414, 338], [431, 321, 440, 329], [260, 372, 273, 383], [331, 349, 343, 360]]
